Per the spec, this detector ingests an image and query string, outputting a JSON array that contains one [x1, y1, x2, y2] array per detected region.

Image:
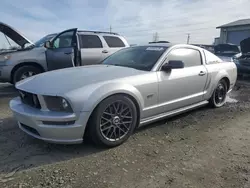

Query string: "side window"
[[53, 31, 74, 48], [103, 36, 125, 48], [79, 35, 103, 48], [167, 48, 202, 67], [204, 49, 223, 64]]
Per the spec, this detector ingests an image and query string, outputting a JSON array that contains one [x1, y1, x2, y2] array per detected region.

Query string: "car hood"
[[0, 22, 33, 47], [214, 43, 240, 54], [16, 65, 147, 95], [240, 37, 250, 54]]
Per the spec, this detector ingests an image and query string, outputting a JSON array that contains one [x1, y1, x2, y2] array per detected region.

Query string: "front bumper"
[[0, 64, 13, 83], [9, 97, 91, 144]]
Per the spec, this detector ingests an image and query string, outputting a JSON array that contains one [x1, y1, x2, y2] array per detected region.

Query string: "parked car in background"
[[0, 22, 129, 84], [10, 43, 237, 147], [233, 37, 250, 76], [192, 44, 215, 53], [214, 43, 240, 62]]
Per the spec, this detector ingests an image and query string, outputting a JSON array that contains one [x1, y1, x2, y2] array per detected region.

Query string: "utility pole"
[[187, 33, 190, 44], [109, 25, 112, 33]]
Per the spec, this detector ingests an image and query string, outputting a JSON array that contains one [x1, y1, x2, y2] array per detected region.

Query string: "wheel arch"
[[221, 77, 230, 91], [82, 90, 143, 139], [83, 92, 141, 139], [11, 62, 45, 83]]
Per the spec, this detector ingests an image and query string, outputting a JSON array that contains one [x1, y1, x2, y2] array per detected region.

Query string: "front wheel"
[[13, 65, 42, 84], [209, 79, 228, 108], [88, 95, 138, 147]]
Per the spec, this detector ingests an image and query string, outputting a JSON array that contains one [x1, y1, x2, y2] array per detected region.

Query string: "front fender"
[[65, 82, 144, 114]]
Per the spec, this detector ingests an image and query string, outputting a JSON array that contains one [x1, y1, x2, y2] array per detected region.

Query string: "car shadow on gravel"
[[136, 105, 210, 134], [0, 117, 105, 175]]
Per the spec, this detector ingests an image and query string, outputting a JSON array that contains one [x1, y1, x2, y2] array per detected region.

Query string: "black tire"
[[13, 66, 42, 84], [209, 79, 228, 108], [88, 95, 138, 148]]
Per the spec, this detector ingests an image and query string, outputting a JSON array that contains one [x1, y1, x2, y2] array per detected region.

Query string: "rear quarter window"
[[103, 36, 125, 48], [204, 49, 223, 64]]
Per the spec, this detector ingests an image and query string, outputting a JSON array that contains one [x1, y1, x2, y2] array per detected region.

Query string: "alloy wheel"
[[100, 100, 133, 142], [20, 71, 36, 80]]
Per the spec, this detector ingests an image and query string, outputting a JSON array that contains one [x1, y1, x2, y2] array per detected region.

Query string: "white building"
[[216, 19, 250, 45]]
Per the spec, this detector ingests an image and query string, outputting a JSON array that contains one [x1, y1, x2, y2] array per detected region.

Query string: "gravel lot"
[[1, 81, 250, 188]]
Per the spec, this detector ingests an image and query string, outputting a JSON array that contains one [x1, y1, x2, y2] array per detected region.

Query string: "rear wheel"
[[209, 79, 228, 108], [13, 66, 42, 84], [88, 95, 138, 147]]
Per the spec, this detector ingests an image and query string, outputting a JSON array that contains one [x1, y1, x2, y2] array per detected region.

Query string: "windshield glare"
[[33, 34, 56, 47], [102, 46, 167, 71]]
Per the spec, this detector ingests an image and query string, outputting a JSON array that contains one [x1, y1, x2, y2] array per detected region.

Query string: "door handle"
[[102, 50, 109, 53], [199, 71, 206, 76], [64, 52, 73, 55]]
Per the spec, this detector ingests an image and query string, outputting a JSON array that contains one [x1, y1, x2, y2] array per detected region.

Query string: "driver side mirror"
[[161, 60, 184, 71], [44, 41, 52, 48]]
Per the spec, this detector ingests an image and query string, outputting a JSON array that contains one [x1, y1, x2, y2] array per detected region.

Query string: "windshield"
[[102, 46, 168, 71], [33, 34, 56, 47]]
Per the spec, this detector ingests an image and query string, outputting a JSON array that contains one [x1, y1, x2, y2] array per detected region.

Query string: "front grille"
[[19, 90, 41, 109]]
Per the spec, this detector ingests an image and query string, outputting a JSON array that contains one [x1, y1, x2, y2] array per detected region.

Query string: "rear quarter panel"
[[203, 61, 237, 100]]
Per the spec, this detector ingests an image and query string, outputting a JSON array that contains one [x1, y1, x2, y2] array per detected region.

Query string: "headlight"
[[44, 96, 73, 112], [0, 54, 11, 62]]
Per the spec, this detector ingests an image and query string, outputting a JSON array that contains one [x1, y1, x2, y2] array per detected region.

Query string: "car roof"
[[145, 43, 174, 47], [78, 30, 119, 36], [46, 31, 119, 36]]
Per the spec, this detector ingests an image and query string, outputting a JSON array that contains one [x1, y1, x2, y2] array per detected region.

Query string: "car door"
[[157, 47, 207, 112], [45, 28, 78, 71], [78, 34, 105, 65]]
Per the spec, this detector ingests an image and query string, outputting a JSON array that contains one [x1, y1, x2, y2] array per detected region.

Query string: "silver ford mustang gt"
[[10, 43, 237, 147]]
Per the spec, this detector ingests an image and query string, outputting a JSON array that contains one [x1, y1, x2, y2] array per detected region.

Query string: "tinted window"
[[103, 36, 125, 47], [167, 48, 202, 67], [79, 35, 103, 48], [102, 46, 167, 71], [204, 49, 222, 64]]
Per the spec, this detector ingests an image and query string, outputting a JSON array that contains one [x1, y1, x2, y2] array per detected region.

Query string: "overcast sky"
[[0, 0, 250, 48]]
